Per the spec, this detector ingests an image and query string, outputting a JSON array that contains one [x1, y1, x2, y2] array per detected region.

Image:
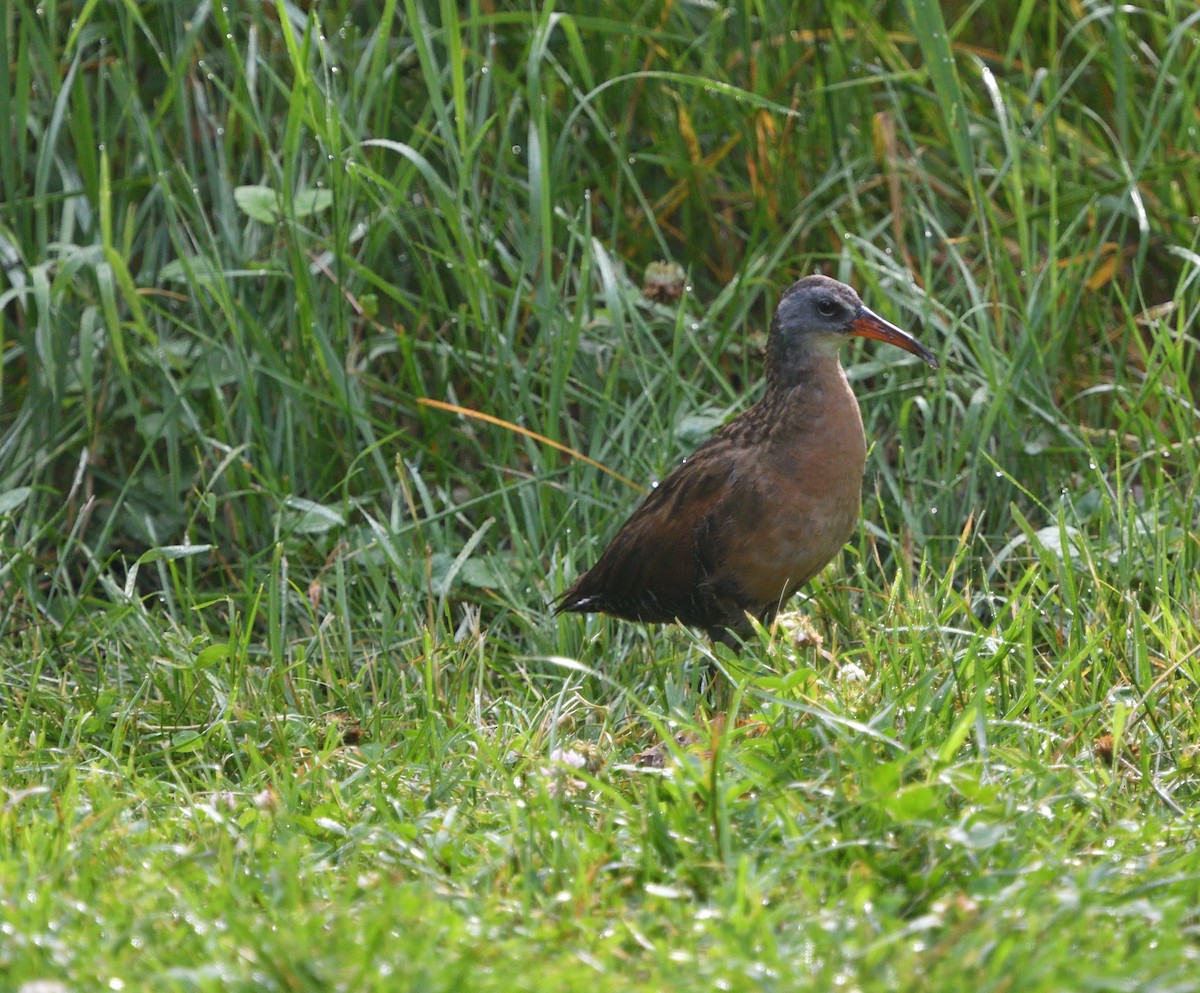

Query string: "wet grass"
[[3, 1, 1200, 989]]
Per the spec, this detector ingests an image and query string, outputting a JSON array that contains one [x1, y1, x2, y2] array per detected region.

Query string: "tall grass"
[[3, 1, 1200, 989]]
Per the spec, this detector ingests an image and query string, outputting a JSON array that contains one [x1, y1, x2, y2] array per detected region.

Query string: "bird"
[[555, 274, 938, 645]]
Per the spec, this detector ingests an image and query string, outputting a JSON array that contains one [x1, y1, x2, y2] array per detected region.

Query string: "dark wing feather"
[[555, 437, 758, 630]]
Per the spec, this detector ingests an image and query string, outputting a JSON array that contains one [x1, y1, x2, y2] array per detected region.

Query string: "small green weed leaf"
[[675, 411, 726, 446], [283, 497, 346, 534], [0, 487, 33, 515], [159, 255, 225, 284], [865, 756, 906, 797], [945, 818, 1008, 851], [135, 544, 215, 565], [234, 185, 281, 223], [1031, 525, 1086, 561], [429, 552, 457, 595], [937, 703, 977, 764], [430, 520, 495, 596], [457, 556, 502, 589], [292, 188, 334, 218], [882, 782, 941, 823], [171, 729, 206, 753], [194, 642, 231, 667]]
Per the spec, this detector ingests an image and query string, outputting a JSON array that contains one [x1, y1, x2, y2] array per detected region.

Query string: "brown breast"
[[714, 355, 866, 611]]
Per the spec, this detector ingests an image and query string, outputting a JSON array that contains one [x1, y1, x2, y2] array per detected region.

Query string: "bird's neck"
[[757, 348, 863, 449], [764, 336, 843, 396], [764, 333, 844, 394]]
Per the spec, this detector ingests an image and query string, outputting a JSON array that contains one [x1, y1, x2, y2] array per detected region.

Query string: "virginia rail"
[[555, 274, 938, 644]]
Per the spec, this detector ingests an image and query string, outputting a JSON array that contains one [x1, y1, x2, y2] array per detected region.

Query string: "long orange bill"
[[849, 308, 939, 369]]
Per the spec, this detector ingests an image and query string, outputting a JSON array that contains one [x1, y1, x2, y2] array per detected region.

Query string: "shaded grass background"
[[3, 0, 1200, 989]]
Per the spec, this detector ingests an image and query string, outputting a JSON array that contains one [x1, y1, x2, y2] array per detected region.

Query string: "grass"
[[3, 0, 1200, 988]]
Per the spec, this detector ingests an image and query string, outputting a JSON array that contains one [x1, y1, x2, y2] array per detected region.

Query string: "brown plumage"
[[555, 274, 938, 643]]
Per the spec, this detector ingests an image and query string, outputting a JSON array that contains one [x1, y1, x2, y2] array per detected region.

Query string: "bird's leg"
[[700, 626, 747, 712]]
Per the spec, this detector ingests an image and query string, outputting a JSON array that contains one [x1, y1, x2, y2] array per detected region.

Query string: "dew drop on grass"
[[511, 144, 522, 155]]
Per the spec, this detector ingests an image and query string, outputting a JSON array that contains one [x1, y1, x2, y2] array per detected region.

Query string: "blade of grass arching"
[[310, 25, 394, 485], [901, 0, 993, 277], [0, 10, 31, 229], [999, 0, 1041, 66], [272, 1, 342, 411], [439, 0, 470, 155], [976, 65, 1030, 289], [97, 148, 155, 377], [1124, 8, 1200, 278], [355, 0, 402, 126], [34, 39, 84, 256], [524, 7, 565, 312], [546, 213, 589, 443], [399, 0, 462, 176]]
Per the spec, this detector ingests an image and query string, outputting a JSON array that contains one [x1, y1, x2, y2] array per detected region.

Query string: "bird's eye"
[[817, 298, 835, 316]]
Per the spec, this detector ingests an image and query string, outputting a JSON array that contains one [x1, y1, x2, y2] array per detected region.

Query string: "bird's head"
[[770, 274, 938, 374]]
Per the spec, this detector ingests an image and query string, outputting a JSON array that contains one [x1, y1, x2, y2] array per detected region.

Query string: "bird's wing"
[[556, 439, 755, 627]]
